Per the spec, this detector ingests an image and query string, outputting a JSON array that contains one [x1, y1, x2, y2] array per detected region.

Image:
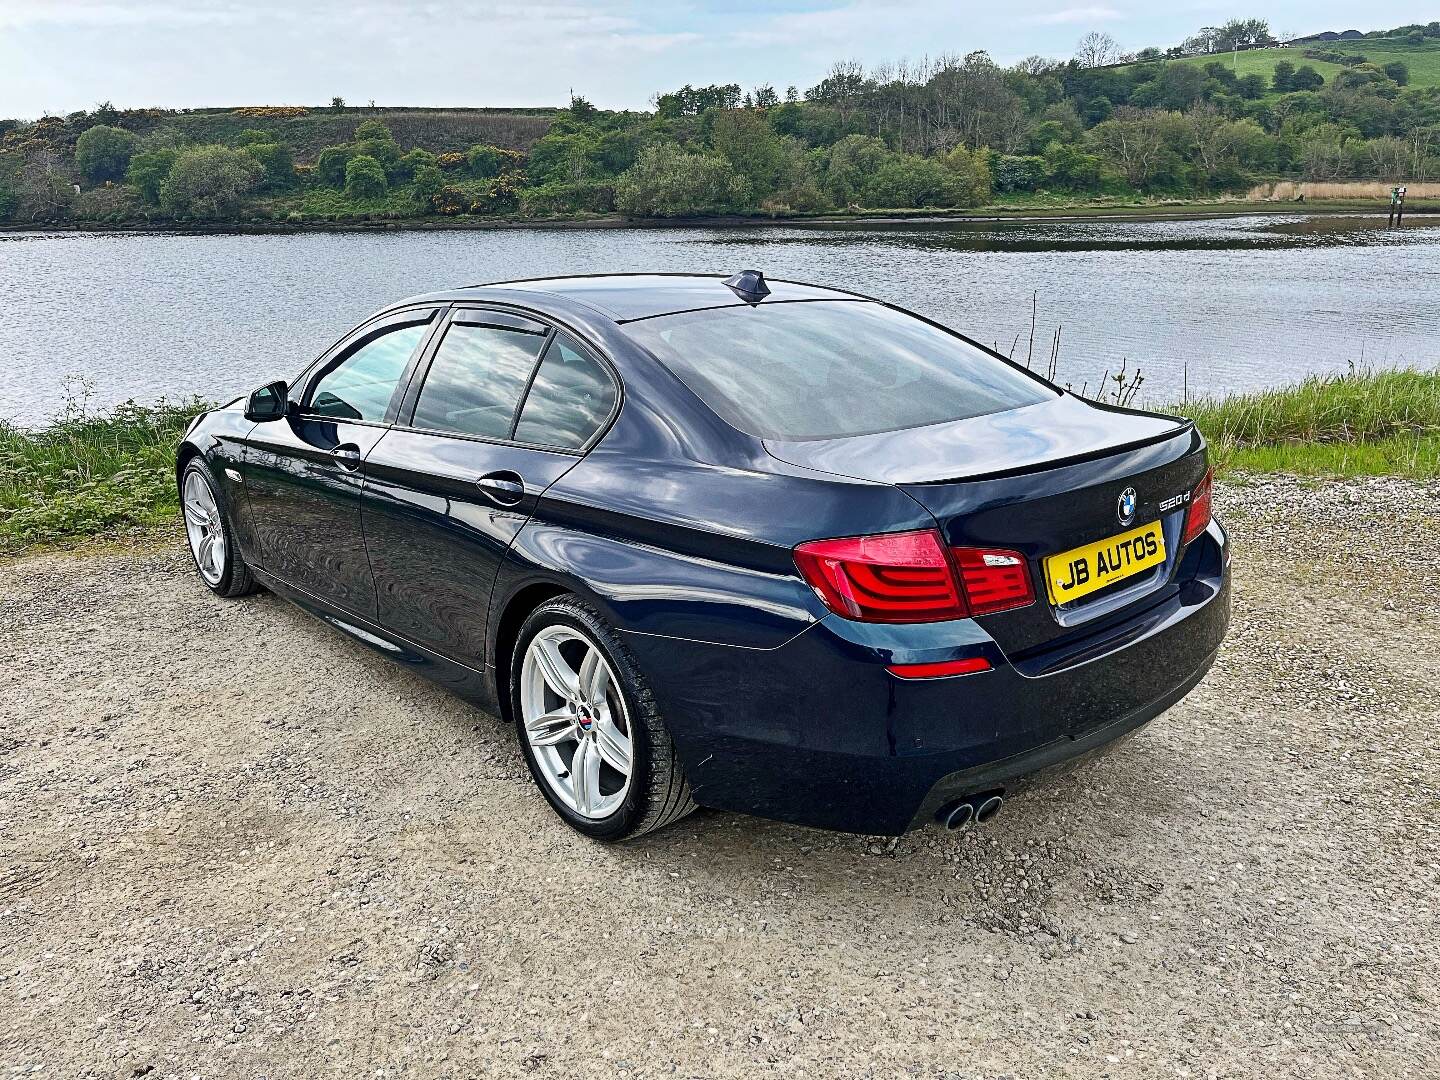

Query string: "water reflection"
[[2, 213, 1436, 423]]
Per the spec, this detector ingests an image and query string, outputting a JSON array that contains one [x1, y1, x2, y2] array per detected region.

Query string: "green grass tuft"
[[0, 397, 209, 554], [1182, 368, 1440, 478]]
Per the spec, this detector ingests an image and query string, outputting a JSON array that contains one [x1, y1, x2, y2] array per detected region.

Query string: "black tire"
[[180, 457, 261, 599], [510, 595, 696, 841]]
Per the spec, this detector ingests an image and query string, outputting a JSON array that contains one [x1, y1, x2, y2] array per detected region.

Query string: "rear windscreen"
[[624, 301, 1053, 440]]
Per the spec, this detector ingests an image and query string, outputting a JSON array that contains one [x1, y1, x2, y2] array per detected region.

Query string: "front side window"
[[412, 322, 549, 439], [513, 334, 617, 449], [624, 300, 1054, 441], [307, 322, 428, 422]]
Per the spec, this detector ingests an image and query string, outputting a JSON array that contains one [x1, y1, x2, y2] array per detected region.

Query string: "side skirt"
[[249, 565, 501, 714]]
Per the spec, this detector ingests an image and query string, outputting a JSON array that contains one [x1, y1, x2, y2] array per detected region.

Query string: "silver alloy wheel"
[[182, 470, 226, 587], [520, 625, 634, 820]]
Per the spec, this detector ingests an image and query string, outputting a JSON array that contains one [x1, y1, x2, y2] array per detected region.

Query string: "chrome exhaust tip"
[[975, 794, 1003, 823], [941, 801, 974, 830]]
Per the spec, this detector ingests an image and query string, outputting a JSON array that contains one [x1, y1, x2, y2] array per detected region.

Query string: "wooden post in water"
[[1389, 185, 1407, 227]]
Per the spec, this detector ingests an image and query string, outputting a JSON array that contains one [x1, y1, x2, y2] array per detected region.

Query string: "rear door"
[[361, 307, 619, 667], [241, 307, 440, 615]]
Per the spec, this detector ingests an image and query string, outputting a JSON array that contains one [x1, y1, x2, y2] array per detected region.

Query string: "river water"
[[1, 213, 1436, 424]]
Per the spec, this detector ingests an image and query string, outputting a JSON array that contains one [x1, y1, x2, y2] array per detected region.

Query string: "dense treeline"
[[1, 22, 1438, 223]]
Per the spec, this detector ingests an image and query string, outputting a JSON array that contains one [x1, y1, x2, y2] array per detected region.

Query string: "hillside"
[[1118, 36, 1440, 95], [84, 106, 558, 163]]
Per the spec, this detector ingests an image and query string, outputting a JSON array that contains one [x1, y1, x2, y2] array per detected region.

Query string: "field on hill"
[[117, 106, 558, 162], [1120, 36, 1440, 94]]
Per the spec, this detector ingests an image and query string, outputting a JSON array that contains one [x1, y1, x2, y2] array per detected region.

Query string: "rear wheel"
[[512, 596, 695, 841], [181, 459, 259, 598]]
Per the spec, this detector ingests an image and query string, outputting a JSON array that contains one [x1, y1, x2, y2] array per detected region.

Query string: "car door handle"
[[330, 444, 362, 470], [476, 471, 526, 505]]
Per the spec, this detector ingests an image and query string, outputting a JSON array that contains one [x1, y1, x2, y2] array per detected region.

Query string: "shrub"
[[466, 144, 505, 179], [991, 154, 1046, 193], [125, 147, 177, 204], [820, 135, 890, 206], [614, 144, 748, 217], [159, 145, 264, 217], [315, 145, 350, 187], [861, 153, 969, 208], [411, 164, 444, 203], [1382, 61, 1409, 86], [73, 184, 143, 222], [519, 181, 615, 216], [0, 181, 17, 220], [353, 119, 393, 142], [74, 125, 137, 183], [344, 154, 387, 198], [393, 147, 436, 182], [1291, 66, 1325, 91], [436, 152, 467, 171], [353, 136, 400, 170]]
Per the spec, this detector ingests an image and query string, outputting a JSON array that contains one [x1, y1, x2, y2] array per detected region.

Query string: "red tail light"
[[1182, 467, 1214, 546], [950, 547, 1035, 616], [793, 530, 965, 623], [886, 657, 992, 679], [794, 530, 1034, 624]]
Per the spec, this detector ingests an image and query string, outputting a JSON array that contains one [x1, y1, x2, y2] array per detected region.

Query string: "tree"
[[710, 109, 791, 198], [344, 154, 388, 198], [614, 143, 748, 216], [159, 145, 263, 217], [18, 150, 75, 220], [125, 147, 178, 203], [940, 145, 992, 204], [1213, 18, 1271, 51], [1237, 74, 1267, 100], [330, 97, 346, 110], [74, 125, 137, 184], [1088, 108, 1170, 186], [1075, 32, 1120, 69], [1272, 60, 1296, 93], [241, 142, 293, 190], [316, 146, 350, 187], [752, 84, 780, 109], [1291, 66, 1325, 91], [1382, 61, 1409, 86], [819, 134, 890, 205]]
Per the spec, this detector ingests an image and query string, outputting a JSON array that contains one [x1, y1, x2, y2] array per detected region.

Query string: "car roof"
[[406, 273, 865, 323]]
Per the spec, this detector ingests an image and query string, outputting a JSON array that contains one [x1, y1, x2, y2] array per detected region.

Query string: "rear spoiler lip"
[[895, 419, 1197, 486]]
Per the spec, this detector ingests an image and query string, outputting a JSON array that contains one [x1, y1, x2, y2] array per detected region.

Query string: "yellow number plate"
[[1044, 521, 1166, 605]]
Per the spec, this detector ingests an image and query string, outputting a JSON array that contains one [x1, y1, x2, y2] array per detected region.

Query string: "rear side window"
[[412, 323, 548, 440], [307, 322, 428, 421], [624, 301, 1053, 440], [513, 334, 617, 449]]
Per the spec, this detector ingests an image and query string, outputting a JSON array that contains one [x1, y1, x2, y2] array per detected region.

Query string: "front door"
[[362, 309, 619, 667], [242, 308, 440, 616]]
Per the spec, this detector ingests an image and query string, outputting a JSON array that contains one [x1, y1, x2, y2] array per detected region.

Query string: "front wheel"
[[512, 596, 696, 841], [180, 459, 259, 598]]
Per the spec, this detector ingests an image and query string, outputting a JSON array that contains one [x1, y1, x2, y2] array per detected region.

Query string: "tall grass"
[[0, 368, 1435, 556], [0, 395, 208, 554], [1181, 367, 1440, 476]]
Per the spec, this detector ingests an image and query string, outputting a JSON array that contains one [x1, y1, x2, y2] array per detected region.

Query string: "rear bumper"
[[622, 522, 1230, 835]]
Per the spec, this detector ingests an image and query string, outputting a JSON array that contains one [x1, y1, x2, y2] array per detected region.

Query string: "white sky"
[[0, 1, 1422, 117]]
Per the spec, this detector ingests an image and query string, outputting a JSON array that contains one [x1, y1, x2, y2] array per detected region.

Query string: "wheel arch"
[[491, 580, 574, 724]]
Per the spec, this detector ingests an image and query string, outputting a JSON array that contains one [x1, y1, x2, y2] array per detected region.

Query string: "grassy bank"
[[1185, 368, 1440, 477], [0, 399, 205, 555], [0, 370, 1436, 555]]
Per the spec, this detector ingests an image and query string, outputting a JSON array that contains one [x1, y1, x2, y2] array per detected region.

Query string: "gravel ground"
[[1, 476, 1438, 1079]]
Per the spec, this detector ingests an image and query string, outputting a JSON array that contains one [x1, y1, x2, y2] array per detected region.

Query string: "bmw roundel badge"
[[1117, 487, 1137, 526]]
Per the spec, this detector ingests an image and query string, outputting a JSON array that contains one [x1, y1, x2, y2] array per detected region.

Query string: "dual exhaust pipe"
[[938, 790, 1004, 830]]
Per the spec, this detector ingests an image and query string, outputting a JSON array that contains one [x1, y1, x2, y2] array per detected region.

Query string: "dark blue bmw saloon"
[[177, 272, 1230, 840]]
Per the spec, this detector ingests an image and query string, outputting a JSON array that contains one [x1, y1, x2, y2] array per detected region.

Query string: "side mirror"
[[245, 380, 289, 422]]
